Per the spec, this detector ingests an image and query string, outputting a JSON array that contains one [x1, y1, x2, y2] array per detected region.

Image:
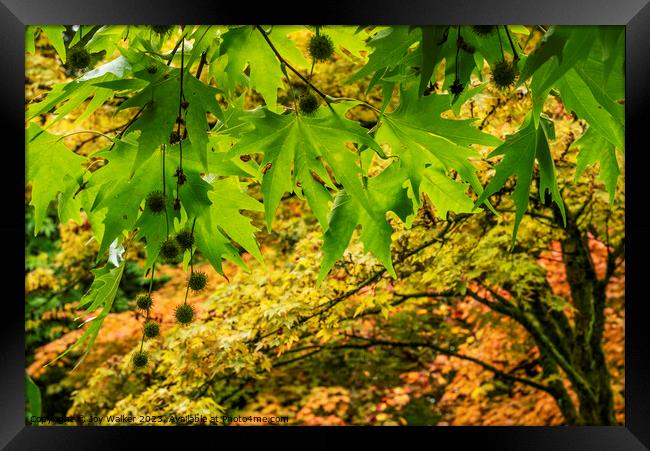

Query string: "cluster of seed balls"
[[450, 26, 519, 96], [132, 191, 209, 368], [131, 268, 208, 368], [297, 33, 335, 116], [143, 191, 189, 263]]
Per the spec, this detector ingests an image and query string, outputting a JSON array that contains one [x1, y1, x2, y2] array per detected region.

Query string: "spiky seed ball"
[[492, 60, 518, 88], [472, 26, 497, 37], [143, 321, 160, 338], [151, 25, 173, 35], [160, 238, 181, 261], [146, 63, 158, 74], [188, 271, 208, 292], [181, 100, 190, 110], [308, 34, 335, 61], [175, 229, 194, 251], [175, 303, 195, 324], [146, 191, 166, 214], [132, 351, 148, 368], [68, 47, 91, 70], [450, 79, 464, 95], [299, 93, 319, 115], [170, 130, 181, 145], [136, 294, 153, 311]]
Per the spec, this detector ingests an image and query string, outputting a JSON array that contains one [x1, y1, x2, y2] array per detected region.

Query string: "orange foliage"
[[28, 261, 238, 381], [433, 237, 625, 425]]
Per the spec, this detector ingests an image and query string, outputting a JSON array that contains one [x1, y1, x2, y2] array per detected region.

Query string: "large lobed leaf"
[[228, 102, 384, 231], [475, 115, 566, 247]]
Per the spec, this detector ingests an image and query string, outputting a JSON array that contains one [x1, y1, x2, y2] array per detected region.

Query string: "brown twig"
[[254, 25, 332, 108]]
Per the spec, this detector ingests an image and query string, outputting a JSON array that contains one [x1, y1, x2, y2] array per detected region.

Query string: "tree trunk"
[[560, 216, 616, 425]]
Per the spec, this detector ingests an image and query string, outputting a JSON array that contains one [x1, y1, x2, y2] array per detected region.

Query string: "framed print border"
[[4, 0, 649, 449]]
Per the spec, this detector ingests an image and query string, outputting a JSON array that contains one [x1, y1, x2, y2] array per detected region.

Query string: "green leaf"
[[117, 76, 179, 177], [218, 26, 302, 111], [440, 27, 480, 91], [229, 103, 382, 231], [598, 26, 624, 82], [518, 26, 572, 84], [509, 25, 531, 36], [26, 123, 85, 235], [26, 26, 37, 54], [25, 373, 42, 419], [578, 40, 624, 103], [135, 208, 172, 268], [348, 26, 419, 83], [209, 178, 264, 263], [421, 167, 476, 219], [462, 26, 507, 67], [319, 163, 413, 282], [572, 128, 620, 204], [418, 26, 448, 95], [556, 69, 624, 150], [72, 85, 115, 126], [91, 144, 162, 257], [27, 72, 119, 129], [92, 78, 148, 92], [521, 27, 603, 129], [28, 61, 129, 132], [451, 82, 487, 116], [188, 185, 249, 276], [533, 27, 597, 95], [376, 83, 501, 208], [78, 55, 132, 81], [185, 26, 217, 69], [183, 74, 224, 171], [46, 262, 126, 368], [41, 26, 67, 64], [475, 116, 565, 246], [321, 26, 370, 59]]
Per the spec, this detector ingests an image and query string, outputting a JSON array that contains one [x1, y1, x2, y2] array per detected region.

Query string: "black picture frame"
[[4, 0, 649, 449]]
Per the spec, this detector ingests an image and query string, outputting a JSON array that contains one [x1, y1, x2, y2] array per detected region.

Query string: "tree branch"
[[255, 25, 332, 107], [306, 334, 556, 395]]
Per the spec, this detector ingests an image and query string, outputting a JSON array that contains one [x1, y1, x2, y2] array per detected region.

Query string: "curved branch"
[[255, 25, 331, 107], [280, 335, 554, 395]]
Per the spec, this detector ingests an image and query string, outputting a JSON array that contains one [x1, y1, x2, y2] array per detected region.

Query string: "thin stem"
[[74, 25, 102, 49], [497, 28, 505, 59], [182, 217, 198, 305], [161, 145, 166, 196], [175, 38, 186, 205], [455, 25, 461, 80], [138, 256, 160, 353], [108, 102, 150, 150], [327, 96, 381, 114], [148, 262, 156, 294], [504, 26, 520, 61], [255, 25, 332, 109], [161, 145, 170, 237], [196, 51, 207, 79], [166, 32, 187, 66], [55, 130, 113, 143], [183, 277, 191, 305]]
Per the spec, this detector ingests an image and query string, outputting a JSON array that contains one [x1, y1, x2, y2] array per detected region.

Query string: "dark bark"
[[554, 205, 617, 425], [464, 200, 620, 425]]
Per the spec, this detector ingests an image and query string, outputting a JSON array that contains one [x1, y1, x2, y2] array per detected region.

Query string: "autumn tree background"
[[25, 25, 625, 426]]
